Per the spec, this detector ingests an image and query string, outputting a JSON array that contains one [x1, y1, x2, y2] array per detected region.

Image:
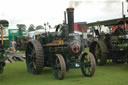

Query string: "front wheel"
[[80, 52, 96, 77], [52, 54, 66, 80]]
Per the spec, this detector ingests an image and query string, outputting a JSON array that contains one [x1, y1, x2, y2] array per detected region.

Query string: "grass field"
[[0, 62, 128, 85]]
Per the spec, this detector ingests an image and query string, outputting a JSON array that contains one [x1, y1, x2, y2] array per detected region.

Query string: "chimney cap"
[[66, 8, 74, 12]]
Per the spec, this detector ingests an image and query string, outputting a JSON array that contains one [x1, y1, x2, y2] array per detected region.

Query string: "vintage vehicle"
[[8, 29, 31, 50], [0, 20, 9, 73], [25, 8, 96, 80], [88, 17, 128, 65]]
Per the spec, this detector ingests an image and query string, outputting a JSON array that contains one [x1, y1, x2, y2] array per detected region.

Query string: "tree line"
[[17, 22, 51, 32]]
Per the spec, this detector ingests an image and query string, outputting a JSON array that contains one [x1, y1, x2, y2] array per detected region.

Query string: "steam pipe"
[[64, 11, 67, 24]]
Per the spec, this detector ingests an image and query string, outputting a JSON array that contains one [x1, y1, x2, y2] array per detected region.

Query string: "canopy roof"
[[87, 17, 128, 28], [0, 20, 9, 27]]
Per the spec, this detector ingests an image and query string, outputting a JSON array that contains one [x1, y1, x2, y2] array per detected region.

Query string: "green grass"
[[0, 62, 128, 85]]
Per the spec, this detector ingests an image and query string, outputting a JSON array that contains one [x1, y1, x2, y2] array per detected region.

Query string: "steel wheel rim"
[[52, 54, 66, 80], [94, 44, 102, 64], [26, 43, 37, 73], [81, 52, 96, 77]]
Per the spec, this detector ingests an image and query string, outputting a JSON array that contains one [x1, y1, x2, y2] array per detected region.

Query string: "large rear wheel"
[[52, 54, 66, 80], [90, 41, 107, 65], [26, 40, 44, 74]]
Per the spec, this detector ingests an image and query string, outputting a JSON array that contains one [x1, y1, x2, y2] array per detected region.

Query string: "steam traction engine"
[[88, 18, 128, 65], [25, 8, 96, 80]]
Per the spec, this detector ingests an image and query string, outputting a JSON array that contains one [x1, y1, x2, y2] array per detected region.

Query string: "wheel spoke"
[[32, 51, 36, 57], [95, 45, 99, 52], [88, 67, 91, 73], [29, 61, 33, 65], [95, 45, 101, 57], [28, 46, 33, 51], [28, 54, 32, 58]]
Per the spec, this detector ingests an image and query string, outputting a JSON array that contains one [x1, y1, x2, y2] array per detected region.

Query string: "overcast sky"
[[0, 0, 127, 28]]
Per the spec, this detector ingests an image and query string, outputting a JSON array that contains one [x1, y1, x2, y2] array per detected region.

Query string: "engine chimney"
[[66, 8, 74, 33]]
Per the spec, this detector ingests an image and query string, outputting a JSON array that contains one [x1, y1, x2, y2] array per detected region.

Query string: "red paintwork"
[[74, 23, 87, 32]]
